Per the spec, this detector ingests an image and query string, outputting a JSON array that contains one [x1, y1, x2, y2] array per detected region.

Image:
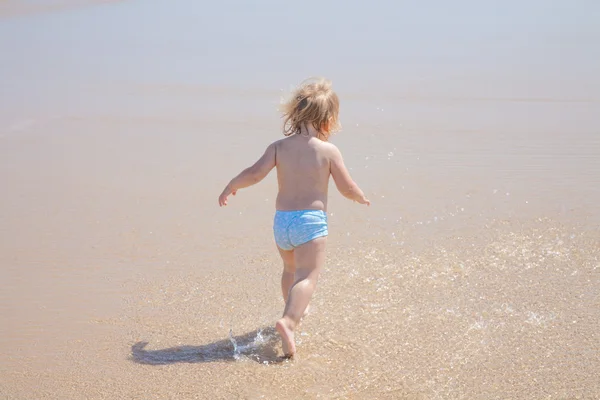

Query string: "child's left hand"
[[218, 186, 237, 207]]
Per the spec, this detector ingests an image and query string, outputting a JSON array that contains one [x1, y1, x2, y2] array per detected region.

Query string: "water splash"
[[229, 328, 240, 360]]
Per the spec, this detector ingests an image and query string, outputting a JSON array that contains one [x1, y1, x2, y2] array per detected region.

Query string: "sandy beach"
[[1, 1, 599, 399]]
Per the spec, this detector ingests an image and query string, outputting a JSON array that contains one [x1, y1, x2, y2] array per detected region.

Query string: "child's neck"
[[301, 125, 328, 140]]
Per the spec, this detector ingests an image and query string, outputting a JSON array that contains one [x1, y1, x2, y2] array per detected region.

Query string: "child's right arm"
[[329, 144, 370, 206]]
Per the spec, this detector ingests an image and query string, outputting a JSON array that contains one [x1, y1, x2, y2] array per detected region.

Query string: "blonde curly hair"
[[281, 77, 341, 140]]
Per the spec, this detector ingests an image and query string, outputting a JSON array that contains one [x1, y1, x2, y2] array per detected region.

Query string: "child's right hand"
[[358, 196, 370, 206]]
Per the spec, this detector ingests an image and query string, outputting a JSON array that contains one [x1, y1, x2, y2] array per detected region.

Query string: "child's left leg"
[[278, 246, 310, 317], [276, 236, 327, 357], [277, 247, 295, 303]]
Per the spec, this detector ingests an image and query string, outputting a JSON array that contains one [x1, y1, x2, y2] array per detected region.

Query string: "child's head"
[[282, 77, 340, 140]]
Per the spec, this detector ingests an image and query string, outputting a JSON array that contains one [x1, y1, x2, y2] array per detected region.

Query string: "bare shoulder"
[[271, 137, 293, 149], [266, 138, 288, 153], [320, 141, 342, 159], [268, 137, 292, 165]]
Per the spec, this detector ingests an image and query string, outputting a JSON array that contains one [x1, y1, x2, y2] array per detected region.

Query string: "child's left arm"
[[218, 143, 276, 206]]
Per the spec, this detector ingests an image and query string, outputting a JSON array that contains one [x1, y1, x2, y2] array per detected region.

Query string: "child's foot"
[[275, 318, 296, 357], [302, 305, 310, 318]]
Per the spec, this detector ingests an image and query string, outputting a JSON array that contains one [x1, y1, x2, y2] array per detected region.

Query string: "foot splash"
[[275, 319, 296, 358]]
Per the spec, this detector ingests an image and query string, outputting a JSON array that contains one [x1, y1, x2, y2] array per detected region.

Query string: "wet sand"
[[1, 1, 600, 399]]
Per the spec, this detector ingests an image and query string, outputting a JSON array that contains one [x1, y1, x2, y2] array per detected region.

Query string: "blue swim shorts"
[[273, 210, 328, 251]]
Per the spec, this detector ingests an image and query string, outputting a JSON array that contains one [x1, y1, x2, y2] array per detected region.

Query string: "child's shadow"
[[130, 326, 286, 365]]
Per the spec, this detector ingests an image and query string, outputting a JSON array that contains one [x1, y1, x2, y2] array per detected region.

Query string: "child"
[[218, 77, 370, 357]]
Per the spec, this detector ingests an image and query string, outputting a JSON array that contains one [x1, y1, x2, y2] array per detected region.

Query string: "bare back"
[[218, 128, 365, 210], [274, 135, 332, 211]]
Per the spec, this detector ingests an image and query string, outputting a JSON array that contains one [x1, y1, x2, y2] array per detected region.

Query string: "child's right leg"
[[276, 236, 327, 357]]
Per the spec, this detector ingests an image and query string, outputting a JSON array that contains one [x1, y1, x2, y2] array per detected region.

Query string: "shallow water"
[[1, 1, 600, 399]]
